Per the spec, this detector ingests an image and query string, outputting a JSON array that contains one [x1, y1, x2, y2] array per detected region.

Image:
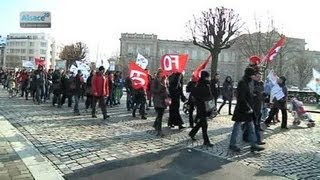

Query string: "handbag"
[[165, 97, 172, 106], [205, 99, 215, 112]]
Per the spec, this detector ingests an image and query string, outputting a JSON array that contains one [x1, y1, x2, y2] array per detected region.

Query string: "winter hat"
[[244, 67, 255, 77], [98, 66, 105, 71]]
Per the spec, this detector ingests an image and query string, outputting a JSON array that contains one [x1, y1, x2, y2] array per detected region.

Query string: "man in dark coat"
[[125, 76, 133, 111], [52, 69, 62, 107], [33, 65, 46, 104], [229, 67, 264, 152], [186, 77, 197, 128], [72, 70, 84, 115]]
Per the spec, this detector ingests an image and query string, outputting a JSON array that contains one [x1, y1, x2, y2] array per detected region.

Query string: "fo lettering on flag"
[[265, 36, 286, 63], [129, 61, 149, 90], [161, 54, 189, 76], [192, 55, 211, 81]]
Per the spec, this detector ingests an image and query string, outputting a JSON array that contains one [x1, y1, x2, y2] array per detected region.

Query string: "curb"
[[0, 115, 64, 180]]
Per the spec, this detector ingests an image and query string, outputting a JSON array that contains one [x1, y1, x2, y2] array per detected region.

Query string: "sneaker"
[[229, 145, 241, 152], [257, 141, 266, 145], [250, 145, 265, 152], [188, 133, 196, 141]]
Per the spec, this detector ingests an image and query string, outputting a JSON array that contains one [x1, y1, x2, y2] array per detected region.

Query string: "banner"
[[136, 53, 149, 69], [129, 61, 149, 90], [192, 55, 211, 81], [35, 58, 46, 66], [70, 61, 91, 81], [22, 60, 35, 68], [161, 54, 189, 76], [265, 36, 286, 63], [307, 68, 320, 95]]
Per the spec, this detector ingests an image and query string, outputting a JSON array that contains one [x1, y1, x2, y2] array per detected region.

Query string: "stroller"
[[288, 98, 315, 128]]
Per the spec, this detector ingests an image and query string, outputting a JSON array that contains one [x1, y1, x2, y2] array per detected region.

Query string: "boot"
[[132, 109, 136, 117]]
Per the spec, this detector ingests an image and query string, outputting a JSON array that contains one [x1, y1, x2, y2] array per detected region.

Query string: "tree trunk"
[[210, 50, 219, 79]]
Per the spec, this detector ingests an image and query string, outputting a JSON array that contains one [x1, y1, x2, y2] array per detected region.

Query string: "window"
[[10, 49, 14, 53], [29, 42, 34, 46], [21, 56, 26, 60], [15, 49, 20, 53], [21, 49, 26, 54], [21, 42, 26, 46], [41, 42, 47, 47], [29, 56, 34, 61], [29, 49, 34, 54], [40, 49, 46, 55]]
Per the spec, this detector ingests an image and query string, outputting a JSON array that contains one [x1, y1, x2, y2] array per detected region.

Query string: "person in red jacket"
[[91, 66, 110, 119]]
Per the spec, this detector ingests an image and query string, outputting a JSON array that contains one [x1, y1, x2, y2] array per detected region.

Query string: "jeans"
[[265, 101, 288, 128], [36, 85, 45, 103], [74, 95, 80, 113], [85, 95, 93, 109], [52, 93, 61, 106], [230, 121, 256, 147], [133, 99, 146, 116], [153, 108, 165, 132]]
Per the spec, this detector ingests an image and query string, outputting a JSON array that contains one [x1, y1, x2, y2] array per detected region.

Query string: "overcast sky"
[[1, 0, 319, 61]]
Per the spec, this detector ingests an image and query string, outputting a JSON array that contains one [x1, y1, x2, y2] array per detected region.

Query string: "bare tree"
[[290, 51, 314, 90], [60, 42, 88, 68], [188, 7, 242, 78]]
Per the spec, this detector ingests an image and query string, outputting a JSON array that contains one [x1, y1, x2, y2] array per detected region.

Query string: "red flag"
[[160, 54, 189, 76], [129, 61, 149, 90], [35, 58, 46, 66], [192, 55, 212, 81], [265, 36, 286, 63]]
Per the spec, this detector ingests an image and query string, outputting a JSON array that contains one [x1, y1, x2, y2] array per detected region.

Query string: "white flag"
[[136, 53, 148, 69], [307, 68, 320, 95], [22, 60, 35, 68]]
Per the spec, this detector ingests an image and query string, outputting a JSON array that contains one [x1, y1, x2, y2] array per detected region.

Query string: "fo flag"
[[35, 58, 46, 66], [192, 55, 211, 81], [161, 54, 189, 76], [265, 36, 286, 63], [129, 61, 149, 90]]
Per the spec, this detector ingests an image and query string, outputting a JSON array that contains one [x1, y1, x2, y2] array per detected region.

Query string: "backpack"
[[69, 76, 76, 90]]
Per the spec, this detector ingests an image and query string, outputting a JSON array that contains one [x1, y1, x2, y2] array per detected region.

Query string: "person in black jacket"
[[85, 70, 95, 110], [132, 87, 147, 119], [72, 70, 84, 115], [125, 76, 133, 111], [186, 77, 197, 128], [52, 69, 62, 107], [229, 67, 264, 152], [210, 73, 220, 107], [168, 72, 187, 129], [217, 76, 233, 115], [61, 71, 73, 107], [188, 71, 213, 147]]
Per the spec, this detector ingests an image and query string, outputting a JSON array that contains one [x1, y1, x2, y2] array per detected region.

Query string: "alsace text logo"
[[21, 12, 50, 22]]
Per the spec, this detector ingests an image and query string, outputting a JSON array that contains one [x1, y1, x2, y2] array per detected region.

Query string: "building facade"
[[5, 33, 60, 69], [0, 36, 6, 67]]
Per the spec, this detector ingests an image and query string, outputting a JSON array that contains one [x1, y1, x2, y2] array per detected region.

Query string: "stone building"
[[119, 33, 319, 86]]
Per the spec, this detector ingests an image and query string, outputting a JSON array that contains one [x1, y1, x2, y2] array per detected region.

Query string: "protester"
[[168, 72, 187, 129], [229, 67, 264, 152], [33, 65, 46, 104], [125, 75, 133, 111], [72, 70, 84, 115], [19, 69, 29, 100], [132, 86, 147, 119], [152, 69, 169, 136], [210, 73, 220, 107], [186, 76, 198, 128], [92, 66, 110, 119], [189, 71, 214, 147], [264, 76, 288, 129], [60, 71, 73, 107], [85, 70, 95, 110], [217, 76, 233, 115], [52, 69, 62, 107]]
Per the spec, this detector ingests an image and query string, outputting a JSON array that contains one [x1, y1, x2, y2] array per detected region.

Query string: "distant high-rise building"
[[5, 33, 62, 69], [0, 36, 6, 67]]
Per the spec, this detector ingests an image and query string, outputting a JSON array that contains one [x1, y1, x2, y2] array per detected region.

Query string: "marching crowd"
[[0, 61, 291, 153]]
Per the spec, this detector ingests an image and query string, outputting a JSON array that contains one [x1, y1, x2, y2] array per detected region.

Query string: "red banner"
[[129, 61, 149, 90], [35, 58, 46, 66], [265, 36, 286, 63], [192, 55, 211, 81], [160, 54, 189, 76]]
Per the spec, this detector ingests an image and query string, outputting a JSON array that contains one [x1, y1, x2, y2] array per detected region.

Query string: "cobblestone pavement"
[[0, 89, 319, 179], [0, 133, 34, 180]]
